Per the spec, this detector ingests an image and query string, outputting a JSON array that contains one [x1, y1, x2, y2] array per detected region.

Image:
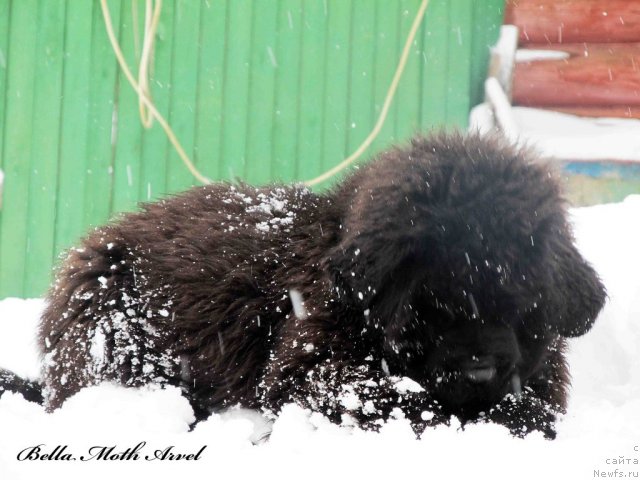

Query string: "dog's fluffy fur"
[[4, 132, 607, 437]]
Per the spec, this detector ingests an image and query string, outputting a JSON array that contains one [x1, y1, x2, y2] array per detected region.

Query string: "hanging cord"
[[102, 0, 428, 187], [303, 0, 430, 187], [136, 0, 162, 128], [100, 0, 211, 184]]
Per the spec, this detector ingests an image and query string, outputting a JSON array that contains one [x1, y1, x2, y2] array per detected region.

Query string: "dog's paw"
[[484, 394, 558, 439]]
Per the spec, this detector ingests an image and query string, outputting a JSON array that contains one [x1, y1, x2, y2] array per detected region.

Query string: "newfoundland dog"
[[0, 132, 606, 438]]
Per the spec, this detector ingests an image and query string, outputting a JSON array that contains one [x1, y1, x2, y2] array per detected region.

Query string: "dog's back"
[[39, 182, 334, 414]]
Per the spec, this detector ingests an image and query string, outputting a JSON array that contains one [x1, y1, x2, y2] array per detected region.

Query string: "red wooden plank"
[[506, 0, 640, 44], [513, 44, 640, 107]]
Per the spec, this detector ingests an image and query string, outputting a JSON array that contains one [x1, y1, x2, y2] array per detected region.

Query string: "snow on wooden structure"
[[475, 0, 640, 206]]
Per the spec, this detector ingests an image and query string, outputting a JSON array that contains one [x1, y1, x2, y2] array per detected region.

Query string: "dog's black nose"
[[461, 356, 496, 383]]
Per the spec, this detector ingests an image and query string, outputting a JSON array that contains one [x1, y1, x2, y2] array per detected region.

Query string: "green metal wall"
[[0, 0, 504, 299]]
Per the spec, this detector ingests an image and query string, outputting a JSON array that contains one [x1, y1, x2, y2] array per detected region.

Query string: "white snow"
[[515, 49, 571, 62], [489, 25, 518, 95], [338, 386, 363, 411], [288, 289, 308, 320], [484, 78, 519, 144], [393, 377, 425, 394], [1, 197, 640, 479], [0, 298, 42, 381], [470, 102, 640, 162], [246, 189, 296, 233], [89, 327, 106, 365], [514, 107, 640, 162]]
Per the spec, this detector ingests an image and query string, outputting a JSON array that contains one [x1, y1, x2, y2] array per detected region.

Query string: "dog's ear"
[[544, 237, 606, 338], [326, 222, 430, 344], [328, 235, 425, 306]]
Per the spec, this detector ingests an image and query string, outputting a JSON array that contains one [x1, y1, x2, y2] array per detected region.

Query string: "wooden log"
[[513, 44, 640, 107], [505, 0, 640, 44]]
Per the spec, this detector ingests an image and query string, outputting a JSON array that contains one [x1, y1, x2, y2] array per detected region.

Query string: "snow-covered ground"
[[1, 196, 639, 480]]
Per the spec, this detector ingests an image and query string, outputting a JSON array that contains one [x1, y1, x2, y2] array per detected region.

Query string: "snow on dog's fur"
[[1, 132, 606, 438]]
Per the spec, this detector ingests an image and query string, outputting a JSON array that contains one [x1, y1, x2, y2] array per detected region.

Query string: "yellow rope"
[[100, 0, 211, 184], [303, 0, 430, 187], [102, 0, 429, 188], [137, 0, 162, 128]]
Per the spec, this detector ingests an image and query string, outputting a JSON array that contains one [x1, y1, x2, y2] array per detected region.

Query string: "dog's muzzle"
[[461, 356, 497, 383]]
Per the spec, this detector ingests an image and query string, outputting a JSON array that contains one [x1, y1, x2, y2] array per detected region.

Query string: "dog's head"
[[328, 133, 606, 411]]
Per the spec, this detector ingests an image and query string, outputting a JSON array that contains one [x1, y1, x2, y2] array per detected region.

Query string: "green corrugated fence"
[[0, 0, 504, 298]]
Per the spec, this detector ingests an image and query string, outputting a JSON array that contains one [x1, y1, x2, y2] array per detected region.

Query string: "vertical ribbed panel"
[[0, 0, 505, 298]]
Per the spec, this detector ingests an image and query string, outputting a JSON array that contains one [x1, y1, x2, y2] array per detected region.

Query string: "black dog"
[[1, 132, 606, 438]]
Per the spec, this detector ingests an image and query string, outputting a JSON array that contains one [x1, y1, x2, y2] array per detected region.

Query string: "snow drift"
[[1, 196, 639, 480]]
